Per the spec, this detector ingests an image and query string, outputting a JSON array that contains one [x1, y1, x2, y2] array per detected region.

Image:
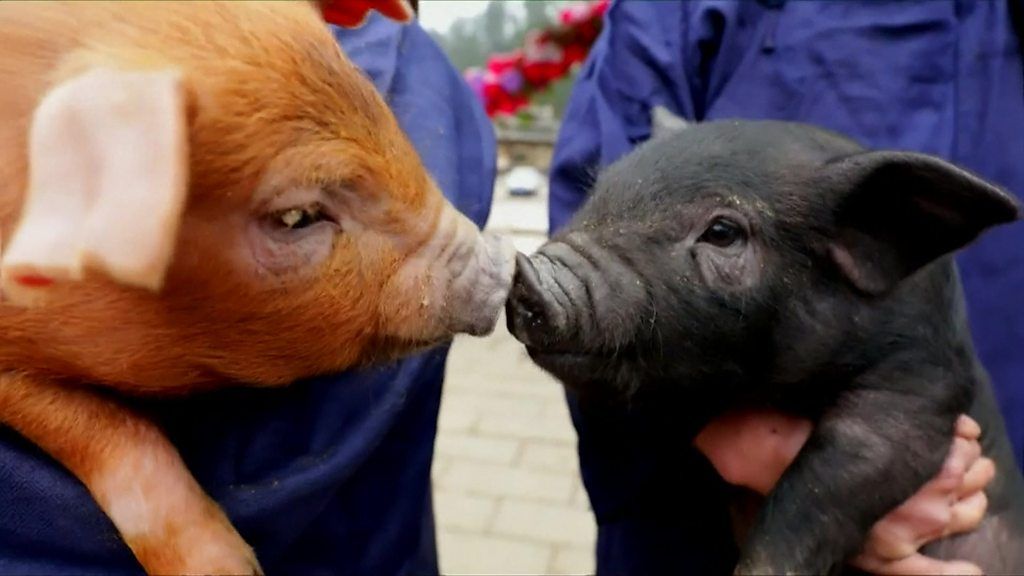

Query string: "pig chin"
[[379, 203, 516, 346]]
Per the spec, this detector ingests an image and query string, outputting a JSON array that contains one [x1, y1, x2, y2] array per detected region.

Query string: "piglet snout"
[[507, 253, 560, 346], [507, 238, 645, 354], [506, 252, 577, 348], [380, 202, 515, 343], [447, 230, 516, 336]]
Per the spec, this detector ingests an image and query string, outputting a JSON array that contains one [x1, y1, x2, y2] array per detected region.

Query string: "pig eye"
[[699, 217, 746, 248], [273, 206, 330, 230]]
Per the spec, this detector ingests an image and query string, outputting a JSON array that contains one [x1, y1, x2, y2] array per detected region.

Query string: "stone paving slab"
[[433, 181, 596, 575], [551, 546, 596, 575], [437, 531, 553, 575], [437, 458, 576, 503], [435, 432, 521, 465], [434, 490, 498, 532], [492, 499, 597, 546], [434, 321, 597, 575]]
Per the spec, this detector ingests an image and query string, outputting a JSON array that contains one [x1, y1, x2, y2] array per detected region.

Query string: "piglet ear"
[[1, 68, 189, 306], [649, 105, 689, 140], [823, 151, 1020, 296], [319, 0, 414, 28]]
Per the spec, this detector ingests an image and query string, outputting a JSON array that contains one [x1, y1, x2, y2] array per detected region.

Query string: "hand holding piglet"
[[696, 411, 994, 575]]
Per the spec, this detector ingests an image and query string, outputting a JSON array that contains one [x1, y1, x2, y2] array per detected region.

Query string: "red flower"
[[319, 0, 413, 28], [558, 3, 589, 26], [576, 21, 600, 44], [560, 45, 580, 66], [487, 51, 524, 75], [522, 60, 568, 87], [558, 0, 610, 27], [471, 0, 611, 117], [524, 30, 564, 64], [484, 83, 529, 116]]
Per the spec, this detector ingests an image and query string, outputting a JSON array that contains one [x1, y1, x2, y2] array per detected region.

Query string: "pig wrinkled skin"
[[0, 2, 514, 574], [507, 118, 1024, 574]]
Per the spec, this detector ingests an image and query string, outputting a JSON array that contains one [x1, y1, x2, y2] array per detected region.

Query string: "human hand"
[[694, 411, 994, 575], [849, 415, 994, 575]]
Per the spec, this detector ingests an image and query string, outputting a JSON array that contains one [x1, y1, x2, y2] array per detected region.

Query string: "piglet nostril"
[[513, 253, 542, 300], [507, 253, 556, 344]]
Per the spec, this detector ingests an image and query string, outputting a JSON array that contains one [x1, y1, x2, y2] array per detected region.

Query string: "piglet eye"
[[699, 217, 746, 248], [275, 206, 327, 230]]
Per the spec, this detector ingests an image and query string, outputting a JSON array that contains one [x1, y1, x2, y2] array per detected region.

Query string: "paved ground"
[[432, 177, 597, 574]]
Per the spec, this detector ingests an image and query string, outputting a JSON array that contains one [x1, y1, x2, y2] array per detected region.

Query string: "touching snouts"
[[430, 202, 517, 337]]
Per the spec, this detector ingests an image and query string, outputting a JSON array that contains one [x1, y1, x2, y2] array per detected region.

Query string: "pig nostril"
[[507, 253, 561, 345], [514, 289, 544, 324], [508, 294, 549, 344]]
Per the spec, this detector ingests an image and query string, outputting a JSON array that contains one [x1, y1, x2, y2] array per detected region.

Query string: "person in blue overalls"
[[0, 14, 494, 575], [549, 1, 1024, 573]]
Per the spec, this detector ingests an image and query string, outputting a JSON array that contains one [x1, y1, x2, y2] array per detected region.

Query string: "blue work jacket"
[[549, 1, 1024, 573], [0, 15, 495, 576]]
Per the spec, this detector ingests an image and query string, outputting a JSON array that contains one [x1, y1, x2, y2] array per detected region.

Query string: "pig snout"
[[506, 239, 647, 352], [507, 253, 574, 347], [381, 202, 515, 343], [450, 229, 516, 336]]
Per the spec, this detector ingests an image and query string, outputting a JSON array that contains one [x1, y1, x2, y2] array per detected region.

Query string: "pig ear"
[[650, 105, 689, 139], [824, 151, 1021, 296], [1, 68, 189, 306], [318, 0, 414, 28]]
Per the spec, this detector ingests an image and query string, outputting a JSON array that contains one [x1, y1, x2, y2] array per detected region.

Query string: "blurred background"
[[421, 1, 577, 118]]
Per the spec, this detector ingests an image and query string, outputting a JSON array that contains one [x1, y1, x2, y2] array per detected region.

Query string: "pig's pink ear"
[[1, 68, 189, 306], [319, 0, 414, 28]]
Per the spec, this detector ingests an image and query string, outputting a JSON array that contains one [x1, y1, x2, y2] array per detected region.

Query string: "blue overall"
[[0, 16, 495, 576], [548, 1, 1024, 573]]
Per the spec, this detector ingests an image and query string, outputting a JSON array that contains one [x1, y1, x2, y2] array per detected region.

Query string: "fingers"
[[852, 552, 983, 576], [936, 437, 981, 490], [858, 417, 995, 564], [860, 491, 953, 561], [854, 414, 994, 575], [958, 457, 995, 499], [946, 490, 988, 538], [955, 414, 981, 441], [697, 411, 991, 575]]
